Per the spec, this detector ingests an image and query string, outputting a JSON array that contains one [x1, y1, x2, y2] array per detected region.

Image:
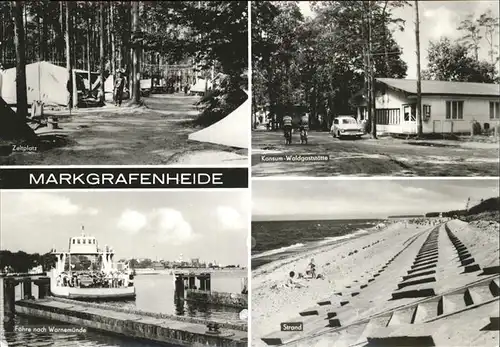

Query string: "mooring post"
[[189, 275, 195, 289], [3, 277, 17, 318], [198, 276, 205, 291], [205, 274, 211, 292], [34, 277, 50, 299], [174, 275, 185, 299], [22, 278, 32, 299]]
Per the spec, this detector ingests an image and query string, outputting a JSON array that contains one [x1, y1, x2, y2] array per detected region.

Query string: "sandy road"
[[0, 94, 246, 165], [252, 131, 499, 177]]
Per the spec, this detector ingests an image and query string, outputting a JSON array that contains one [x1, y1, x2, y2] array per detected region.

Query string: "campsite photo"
[[251, 179, 500, 347], [0, 1, 248, 165], [252, 1, 500, 177]]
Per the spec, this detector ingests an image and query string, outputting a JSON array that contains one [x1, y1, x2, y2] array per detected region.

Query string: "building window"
[[375, 108, 400, 125], [83, 239, 86, 244], [72, 239, 75, 244], [445, 101, 464, 120], [423, 104, 431, 117], [490, 101, 500, 119], [77, 239, 81, 244]]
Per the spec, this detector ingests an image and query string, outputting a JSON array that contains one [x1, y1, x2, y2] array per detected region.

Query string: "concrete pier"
[[15, 297, 247, 347], [186, 289, 248, 309], [3, 276, 248, 346]]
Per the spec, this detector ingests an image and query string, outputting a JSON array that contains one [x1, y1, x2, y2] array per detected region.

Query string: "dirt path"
[[252, 131, 499, 177], [0, 94, 247, 165]]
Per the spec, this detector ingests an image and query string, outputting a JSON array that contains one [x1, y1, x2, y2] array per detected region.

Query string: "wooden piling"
[[174, 275, 185, 298], [189, 276, 196, 289], [34, 277, 50, 299], [22, 278, 32, 299], [3, 278, 17, 318]]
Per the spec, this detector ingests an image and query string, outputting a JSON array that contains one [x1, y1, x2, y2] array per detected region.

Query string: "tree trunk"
[[368, 1, 377, 139], [415, 0, 423, 137], [11, 1, 28, 118], [99, 2, 105, 103], [37, 13, 42, 61], [382, 1, 390, 77], [87, 15, 91, 91], [42, 4, 48, 61], [128, 2, 133, 97], [65, 1, 74, 109], [132, 1, 141, 104], [110, 2, 116, 77], [59, 1, 65, 65]]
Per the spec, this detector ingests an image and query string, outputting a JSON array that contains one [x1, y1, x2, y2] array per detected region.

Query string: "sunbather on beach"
[[305, 258, 316, 279], [286, 271, 305, 288]]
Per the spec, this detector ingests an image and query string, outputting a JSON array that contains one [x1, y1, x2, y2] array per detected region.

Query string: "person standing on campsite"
[[114, 71, 125, 106]]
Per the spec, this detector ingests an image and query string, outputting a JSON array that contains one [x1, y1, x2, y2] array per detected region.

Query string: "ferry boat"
[[50, 230, 136, 300]]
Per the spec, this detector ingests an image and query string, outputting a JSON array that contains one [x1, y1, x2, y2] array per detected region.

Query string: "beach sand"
[[251, 219, 499, 347]]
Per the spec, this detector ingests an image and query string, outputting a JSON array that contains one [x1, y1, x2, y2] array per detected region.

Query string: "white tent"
[[0, 61, 69, 106], [188, 97, 249, 149], [190, 78, 212, 94]]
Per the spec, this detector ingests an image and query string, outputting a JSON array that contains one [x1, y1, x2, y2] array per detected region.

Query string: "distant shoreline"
[[251, 219, 385, 269]]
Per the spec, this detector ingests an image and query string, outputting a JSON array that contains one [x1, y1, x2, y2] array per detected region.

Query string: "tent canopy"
[[190, 78, 212, 93], [0, 61, 69, 106], [188, 98, 249, 149]]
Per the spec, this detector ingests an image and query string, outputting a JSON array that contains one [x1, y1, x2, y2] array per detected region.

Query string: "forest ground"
[[251, 130, 499, 177], [0, 94, 247, 165]]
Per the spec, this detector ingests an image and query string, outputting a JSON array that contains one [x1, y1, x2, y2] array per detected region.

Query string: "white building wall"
[[373, 89, 411, 133], [366, 87, 499, 134], [421, 95, 500, 134]]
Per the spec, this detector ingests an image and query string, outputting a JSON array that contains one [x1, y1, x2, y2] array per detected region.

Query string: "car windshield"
[[342, 118, 357, 124]]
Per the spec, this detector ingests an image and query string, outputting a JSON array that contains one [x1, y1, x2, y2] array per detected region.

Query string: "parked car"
[[330, 116, 364, 139]]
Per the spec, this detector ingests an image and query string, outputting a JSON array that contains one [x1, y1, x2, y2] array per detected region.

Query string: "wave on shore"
[[253, 243, 305, 259]]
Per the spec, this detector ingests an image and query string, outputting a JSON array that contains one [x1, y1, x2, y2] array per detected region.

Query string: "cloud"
[[153, 208, 196, 245], [216, 206, 245, 230], [117, 209, 147, 234], [424, 7, 460, 40], [1, 192, 91, 217], [86, 207, 99, 216]]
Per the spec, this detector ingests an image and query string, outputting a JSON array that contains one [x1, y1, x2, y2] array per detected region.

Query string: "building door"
[[402, 104, 417, 134]]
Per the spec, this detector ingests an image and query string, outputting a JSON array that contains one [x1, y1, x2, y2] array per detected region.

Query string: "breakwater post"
[[33, 277, 51, 299], [22, 278, 32, 299], [174, 272, 212, 298], [3, 277, 17, 319]]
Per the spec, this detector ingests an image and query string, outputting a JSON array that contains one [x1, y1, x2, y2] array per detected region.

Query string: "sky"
[[0, 190, 249, 266], [298, 1, 500, 79], [253, 179, 499, 220]]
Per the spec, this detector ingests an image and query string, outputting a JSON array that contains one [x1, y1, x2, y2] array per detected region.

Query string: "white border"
[[247, 0, 253, 342]]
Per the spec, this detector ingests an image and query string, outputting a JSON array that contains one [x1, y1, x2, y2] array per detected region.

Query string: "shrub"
[[472, 121, 482, 135]]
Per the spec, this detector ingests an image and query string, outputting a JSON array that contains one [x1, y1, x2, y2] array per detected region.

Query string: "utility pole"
[[65, 2, 74, 110], [415, 0, 423, 137]]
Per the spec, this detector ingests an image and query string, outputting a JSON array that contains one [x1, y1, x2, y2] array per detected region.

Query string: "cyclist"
[[283, 113, 293, 144], [299, 112, 309, 143]]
